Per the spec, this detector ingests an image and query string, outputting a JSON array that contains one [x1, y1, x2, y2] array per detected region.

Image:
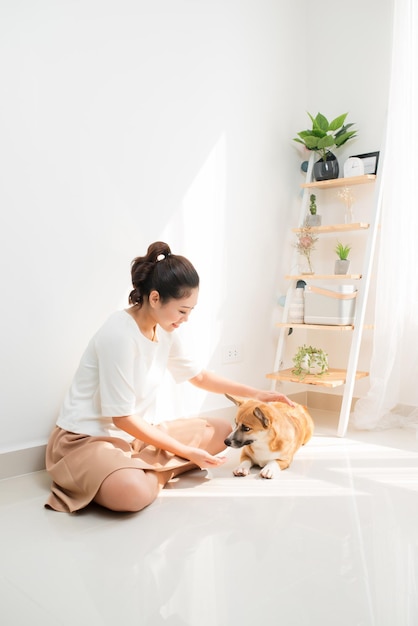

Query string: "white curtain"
[[353, 0, 418, 430]]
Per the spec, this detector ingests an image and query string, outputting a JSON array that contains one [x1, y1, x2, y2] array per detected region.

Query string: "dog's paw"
[[259, 462, 281, 479], [233, 466, 251, 477]]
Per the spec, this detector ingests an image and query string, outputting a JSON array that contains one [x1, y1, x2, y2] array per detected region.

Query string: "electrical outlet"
[[222, 344, 242, 364]]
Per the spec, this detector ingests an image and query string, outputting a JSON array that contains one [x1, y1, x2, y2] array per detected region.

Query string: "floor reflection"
[[1, 420, 418, 625]]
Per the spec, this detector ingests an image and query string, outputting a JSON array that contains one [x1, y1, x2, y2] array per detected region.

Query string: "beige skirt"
[[45, 418, 208, 513]]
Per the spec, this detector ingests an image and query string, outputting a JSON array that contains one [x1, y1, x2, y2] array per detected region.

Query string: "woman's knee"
[[94, 468, 159, 512]]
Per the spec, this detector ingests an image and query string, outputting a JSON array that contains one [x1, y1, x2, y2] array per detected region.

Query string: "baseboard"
[[0, 445, 47, 480]]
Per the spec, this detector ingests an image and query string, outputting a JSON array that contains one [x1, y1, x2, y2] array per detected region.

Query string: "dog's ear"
[[253, 407, 270, 429], [225, 393, 246, 406]]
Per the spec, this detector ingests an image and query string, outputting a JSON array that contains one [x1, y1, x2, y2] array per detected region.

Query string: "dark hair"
[[129, 241, 199, 306]]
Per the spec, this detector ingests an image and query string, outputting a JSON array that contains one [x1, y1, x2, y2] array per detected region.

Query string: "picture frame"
[[349, 151, 380, 175]]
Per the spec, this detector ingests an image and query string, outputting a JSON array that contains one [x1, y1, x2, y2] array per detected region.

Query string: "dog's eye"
[[240, 425, 251, 432]]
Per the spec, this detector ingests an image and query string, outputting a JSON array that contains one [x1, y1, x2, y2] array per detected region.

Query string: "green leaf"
[[314, 113, 329, 132], [303, 136, 321, 149], [329, 113, 348, 131], [297, 130, 314, 139], [294, 138, 314, 149], [335, 130, 357, 146], [317, 135, 335, 149], [335, 124, 356, 138], [307, 112, 315, 125], [298, 129, 326, 140]]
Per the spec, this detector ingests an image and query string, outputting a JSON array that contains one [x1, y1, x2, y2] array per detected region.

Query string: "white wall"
[[0, 0, 306, 452], [0, 0, 393, 454]]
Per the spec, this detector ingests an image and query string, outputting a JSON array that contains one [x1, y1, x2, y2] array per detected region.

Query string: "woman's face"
[[151, 288, 199, 332]]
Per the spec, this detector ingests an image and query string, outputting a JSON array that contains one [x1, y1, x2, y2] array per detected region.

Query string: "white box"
[[304, 284, 357, 325]]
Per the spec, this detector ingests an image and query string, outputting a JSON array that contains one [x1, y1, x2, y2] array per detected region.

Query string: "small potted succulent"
[[293, 112, 357, 181], [306, 193, 321, 227], [334, 241, 351, 274], [292, 345, 329, 380]]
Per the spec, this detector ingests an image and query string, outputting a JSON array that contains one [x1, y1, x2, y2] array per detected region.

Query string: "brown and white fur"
[[224, 394, 314, 479]]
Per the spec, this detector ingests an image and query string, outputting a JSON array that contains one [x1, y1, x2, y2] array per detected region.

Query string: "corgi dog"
[[224, 394, 314, 479]]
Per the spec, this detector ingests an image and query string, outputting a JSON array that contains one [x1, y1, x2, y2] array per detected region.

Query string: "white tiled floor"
[[2, 412, 418, 626]]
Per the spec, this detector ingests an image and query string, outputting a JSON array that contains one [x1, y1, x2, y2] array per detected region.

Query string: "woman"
[[45, 241, 293, 514]]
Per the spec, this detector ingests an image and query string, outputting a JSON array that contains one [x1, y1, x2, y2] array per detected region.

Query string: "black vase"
[[313, 152, 339, 181]]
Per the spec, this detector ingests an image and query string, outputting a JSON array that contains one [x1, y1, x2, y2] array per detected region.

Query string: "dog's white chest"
[[249, 438, 281, 466]]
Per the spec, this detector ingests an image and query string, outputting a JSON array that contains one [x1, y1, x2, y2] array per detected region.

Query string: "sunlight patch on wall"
[[156, 134, 227, 420], [181, 133, 227, 361]]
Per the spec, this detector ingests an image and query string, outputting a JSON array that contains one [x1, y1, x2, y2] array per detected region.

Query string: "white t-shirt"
[[56, 310, 203, 440]]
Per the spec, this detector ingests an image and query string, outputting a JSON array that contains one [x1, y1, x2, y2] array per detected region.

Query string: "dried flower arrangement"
[[337, 186, 356, 223], [294, 218, 319, 274]]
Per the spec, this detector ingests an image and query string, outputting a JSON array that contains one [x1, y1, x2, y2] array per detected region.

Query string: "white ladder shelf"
[[267, 156, 383, 436]]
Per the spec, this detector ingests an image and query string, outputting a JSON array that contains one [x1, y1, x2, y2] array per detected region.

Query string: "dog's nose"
[[224, 437, 232, 447]]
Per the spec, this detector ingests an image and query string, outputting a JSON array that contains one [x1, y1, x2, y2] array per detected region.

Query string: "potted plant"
[[292, 344, 329, 380], [294, 218, 318, 274], [293, 112, 357, 181], [306, 193, 321, 227], [334, 241, 351, 274]]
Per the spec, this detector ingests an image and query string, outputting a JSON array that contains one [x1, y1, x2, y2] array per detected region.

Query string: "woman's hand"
[[189, 371, 295, 407], [185, 447, 227, 469], [253, 390, 295, 406]]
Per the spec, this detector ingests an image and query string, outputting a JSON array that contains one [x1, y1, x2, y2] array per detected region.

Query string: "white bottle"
[[288, 284, 305, 324]]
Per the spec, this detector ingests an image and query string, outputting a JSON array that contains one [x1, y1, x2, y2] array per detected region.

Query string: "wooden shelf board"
[[266, 368, 369, 388], [301, 175, 376, 189], [276, 322, 354, 331], [286, 274, 362, 280], [292, 222, 369, 234]]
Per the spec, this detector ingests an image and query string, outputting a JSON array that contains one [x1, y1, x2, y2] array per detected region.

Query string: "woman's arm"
[[112, 415, 226, 468], [189, 370, 295, 406]]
